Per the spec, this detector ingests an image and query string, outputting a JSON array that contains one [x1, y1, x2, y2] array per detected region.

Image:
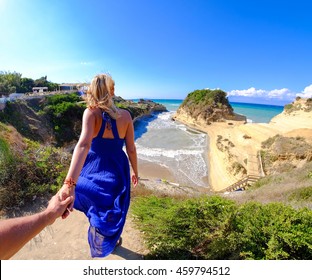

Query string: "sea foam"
[[134, 110, 208, 187]]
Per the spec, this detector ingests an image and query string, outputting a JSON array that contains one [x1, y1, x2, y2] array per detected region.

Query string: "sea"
[[132, 99, 284, 188]]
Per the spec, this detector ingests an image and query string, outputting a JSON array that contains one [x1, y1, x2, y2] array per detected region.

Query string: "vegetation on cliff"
[[261, 135, 312, 175], [0, 123, 70, 211], [0, 93, 166, 146], [0, 93, 84, 145], [284, 96, 312, 113], [177, 89, 236, 124]]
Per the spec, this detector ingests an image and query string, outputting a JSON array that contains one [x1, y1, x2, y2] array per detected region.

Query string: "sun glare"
[[0, 0, 7, 12]]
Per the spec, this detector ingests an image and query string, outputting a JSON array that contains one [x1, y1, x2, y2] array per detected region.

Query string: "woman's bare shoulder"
[[83, 108, 102, 122], [118, 108, 132, 120], [84, 107, 101, 116]]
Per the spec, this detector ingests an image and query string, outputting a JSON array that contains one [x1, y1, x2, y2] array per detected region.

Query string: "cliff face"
[[0, 97, 57, 143], [174, 89, 245, 125], [114, 97, 167, 122], [0, 93, 167, 147]]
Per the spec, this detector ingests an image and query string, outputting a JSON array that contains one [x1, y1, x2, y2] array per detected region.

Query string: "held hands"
[[45, 194, 74, 224], [58, 178, 76, 219]]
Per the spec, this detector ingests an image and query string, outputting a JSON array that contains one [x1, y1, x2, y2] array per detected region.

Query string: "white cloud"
[[80, 61, 93, 65], [227, 87, 293, 99], [267, 88, 291, 98], [227, 85, 312, 103], [296, 84, 312, 98], [227, 87, 264, 97]]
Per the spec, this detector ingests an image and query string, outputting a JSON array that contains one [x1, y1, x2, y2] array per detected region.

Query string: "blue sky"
[[1, 0, 312, 105]]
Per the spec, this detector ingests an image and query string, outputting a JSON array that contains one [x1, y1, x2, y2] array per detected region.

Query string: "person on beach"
[[0, 193, 73, 260], [58, 73, 139, 258]]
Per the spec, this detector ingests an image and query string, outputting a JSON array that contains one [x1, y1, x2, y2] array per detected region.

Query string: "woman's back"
[[91, 108, 132, 140]]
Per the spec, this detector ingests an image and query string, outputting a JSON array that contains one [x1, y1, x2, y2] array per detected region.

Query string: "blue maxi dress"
[[74, 111, 131, 258]]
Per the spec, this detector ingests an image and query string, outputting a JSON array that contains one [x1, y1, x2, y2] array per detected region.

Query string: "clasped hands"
[[58, 178, 76, 219]]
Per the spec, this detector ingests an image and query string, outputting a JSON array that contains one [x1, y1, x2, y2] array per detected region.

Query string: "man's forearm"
[[0, 210, 50, 259]]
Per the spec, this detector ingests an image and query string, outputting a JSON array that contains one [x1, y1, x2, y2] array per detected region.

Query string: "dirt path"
[[11, 210, 149, 260]]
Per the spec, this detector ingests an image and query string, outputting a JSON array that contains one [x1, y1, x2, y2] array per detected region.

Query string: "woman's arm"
[[58, 108, 96, 215], [0, 194, 73, 259], [124, 111, 139, 187]]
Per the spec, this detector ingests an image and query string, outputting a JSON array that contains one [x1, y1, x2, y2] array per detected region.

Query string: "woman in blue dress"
[[59, 73, 139, 257]]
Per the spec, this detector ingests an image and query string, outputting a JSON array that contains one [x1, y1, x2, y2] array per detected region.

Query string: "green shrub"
[[0, 138, 71, 211], [0, 138, 15, 186], [132, 195, 236, 259], [225, 202, 312, 259], [42, 93, 85, 145], [131, 195, 312, 260]]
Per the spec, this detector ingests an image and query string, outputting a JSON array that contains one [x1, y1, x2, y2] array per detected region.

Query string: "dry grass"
[[225, 161, 312, 209]]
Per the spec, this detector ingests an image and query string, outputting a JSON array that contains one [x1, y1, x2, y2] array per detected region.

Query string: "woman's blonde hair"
[[84, 73, 119, 119]]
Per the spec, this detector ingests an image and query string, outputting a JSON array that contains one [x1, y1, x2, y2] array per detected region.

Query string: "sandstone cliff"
[[173, 88, 246, 125]]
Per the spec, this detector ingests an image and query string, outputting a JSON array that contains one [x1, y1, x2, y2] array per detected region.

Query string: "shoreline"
[[138, 159, 209, 196]]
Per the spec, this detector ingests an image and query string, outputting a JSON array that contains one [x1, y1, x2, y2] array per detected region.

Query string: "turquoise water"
[[230, 102, 284, 123], [144, 99, 284, 123]]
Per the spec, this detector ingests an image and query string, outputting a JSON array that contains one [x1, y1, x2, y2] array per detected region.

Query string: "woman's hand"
[[131, 174, 139, 188], [45, 194, 74, 224], [58, 184, 75, 219]]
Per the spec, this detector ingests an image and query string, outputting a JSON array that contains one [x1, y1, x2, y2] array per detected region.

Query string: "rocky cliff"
[[0, 93, 166, 147], [173, 89, 246, 125]]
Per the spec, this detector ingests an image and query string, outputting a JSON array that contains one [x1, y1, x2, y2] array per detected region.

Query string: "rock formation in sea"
[[173, 88, 246, 125]]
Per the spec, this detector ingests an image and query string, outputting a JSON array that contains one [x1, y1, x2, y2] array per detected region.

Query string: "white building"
[[32, 87, 48, 93]]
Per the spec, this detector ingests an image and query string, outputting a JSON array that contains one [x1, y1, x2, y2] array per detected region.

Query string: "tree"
[[0, 71, 22, 95], [34, 76, 48, 87], [0, 72, 59, 95], [18, 77, 35, 93], [34, 76, 59, 91]]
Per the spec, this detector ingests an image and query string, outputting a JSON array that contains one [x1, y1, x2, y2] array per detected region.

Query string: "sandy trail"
[[11, 210, 148, 260]]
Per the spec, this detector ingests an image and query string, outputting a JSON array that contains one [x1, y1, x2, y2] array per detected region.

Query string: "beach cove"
[[132, 100, 284, 191], [173, 98, 312, 192]]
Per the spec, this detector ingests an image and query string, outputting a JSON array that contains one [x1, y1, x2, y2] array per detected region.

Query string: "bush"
[[131, 195, 312, 260], [0, 138, 15, 186], [224, 202, 312, 259], [0, 138, 71, 211], [42, 93, 85, 145], [132, 195, 236, 259]]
